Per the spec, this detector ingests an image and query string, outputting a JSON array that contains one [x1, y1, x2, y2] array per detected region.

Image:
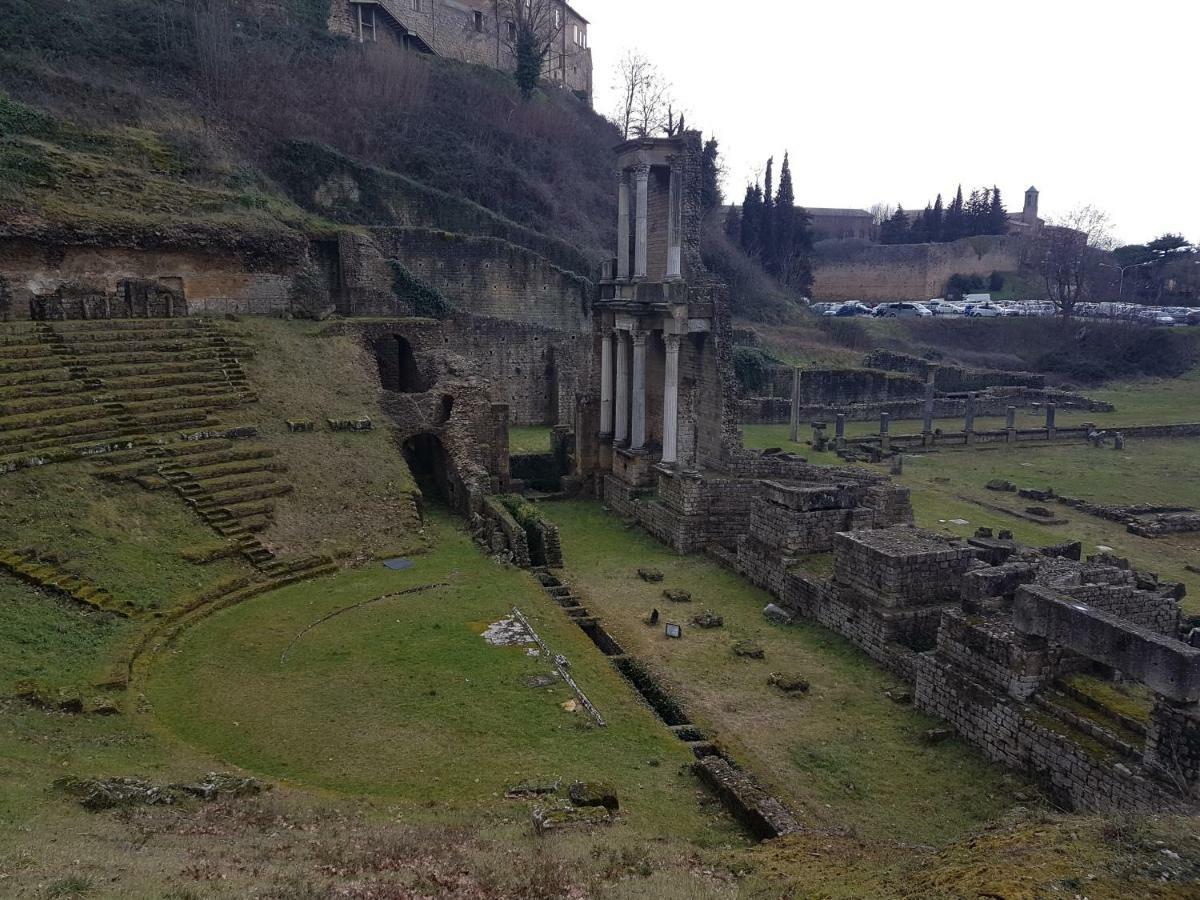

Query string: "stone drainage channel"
[[530, 566, 801, 841]]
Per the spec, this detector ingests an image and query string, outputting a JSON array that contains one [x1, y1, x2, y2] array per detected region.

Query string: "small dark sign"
[[665, 622, 682, 639]]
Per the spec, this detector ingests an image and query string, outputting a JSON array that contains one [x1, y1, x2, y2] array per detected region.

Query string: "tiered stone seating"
[[0, 319, 256, 473], [0, 548, 134, 617]]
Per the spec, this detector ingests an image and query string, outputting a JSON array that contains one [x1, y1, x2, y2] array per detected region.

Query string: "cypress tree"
[[740, 183, 764, 257], [989, 185, 1007, 234], [773, 152, 797, 281], [700, 138, 722, 213], [761, 157, 775, 269], [930, 194, 944, 242], [943, 186, 965, 242]]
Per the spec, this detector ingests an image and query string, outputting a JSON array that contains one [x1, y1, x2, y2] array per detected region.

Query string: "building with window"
[[326, 0, 593, 104]]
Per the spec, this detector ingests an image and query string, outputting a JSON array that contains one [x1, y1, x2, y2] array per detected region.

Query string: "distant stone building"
[[806, 207, 876, 242], [326, 0, 593, 103], [1006, 186, 1043, 235]]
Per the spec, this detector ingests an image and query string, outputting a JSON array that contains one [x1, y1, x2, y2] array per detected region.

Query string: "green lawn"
[[509, 425, 553, 454], [742, 369, 1200, 448], [148, 512, 734, 842], [542, 501, 1026, 847]]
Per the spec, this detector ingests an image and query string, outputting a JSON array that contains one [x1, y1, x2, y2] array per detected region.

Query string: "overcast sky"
[[583, 0, 1198, 246]]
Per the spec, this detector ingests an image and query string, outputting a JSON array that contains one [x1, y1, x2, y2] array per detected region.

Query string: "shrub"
[[733, 346, 778, 395]]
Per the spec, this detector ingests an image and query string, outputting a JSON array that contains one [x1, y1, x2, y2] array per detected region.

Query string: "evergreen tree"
[[988, 185, 1007, 234], [772, 152, 795, 277], [910, 204, 931, 244], [942, 186, 965, 242], [930, 194, 944, 242], [761, 157, 775, 269], [880, 206, 910, 244], [700, 138, 723, 214], [740, 183, 764, 257]]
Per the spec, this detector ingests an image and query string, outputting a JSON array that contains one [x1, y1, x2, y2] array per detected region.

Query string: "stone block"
[[1014, 585, 1200, 702]]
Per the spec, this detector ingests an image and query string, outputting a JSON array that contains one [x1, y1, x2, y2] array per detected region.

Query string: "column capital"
[[630, 329, 648, 347], [663, 333, 681, 352], [632, 163, 651, 178], [615, 168, 629, 183]]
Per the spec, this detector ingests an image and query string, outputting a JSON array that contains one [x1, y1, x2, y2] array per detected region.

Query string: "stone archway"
[[402, 432, 454, 510]]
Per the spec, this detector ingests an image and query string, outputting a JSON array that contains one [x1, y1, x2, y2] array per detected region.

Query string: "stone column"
[[1046, 403, 1057, 440], [616, 171, 631, 280], [880, 412, 890, 451], [835, 413, 846, 449], [614, 330, 630, 444], [1006, 405, 1017, 444], [788, 366, 801, 443], [964, 392, 976, 445], [599, 331, 614, 436], [630, 329, 648, 450], [1114, 432, 1125, 450], [666, 168, 682, 280], [661, 334, 681, 464], [922, 381, 935, 446], [633, 165, 650, 280]]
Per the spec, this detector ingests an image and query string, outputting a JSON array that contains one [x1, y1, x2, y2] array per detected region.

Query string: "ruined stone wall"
[[798, 368, 926, 407], [913, 655, 1179, 811], [371, 228, 592, 332], [811, 235, 1023, 302], [0, 239, 299, 320]]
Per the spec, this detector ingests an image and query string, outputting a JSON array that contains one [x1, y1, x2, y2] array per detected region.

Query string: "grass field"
[[149, 512, 733, 841], [543, 500, 1026, 847], [509, 425, 554, 454]]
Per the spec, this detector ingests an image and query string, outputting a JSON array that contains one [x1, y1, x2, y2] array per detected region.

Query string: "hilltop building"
[[326, 0, 593, 103]]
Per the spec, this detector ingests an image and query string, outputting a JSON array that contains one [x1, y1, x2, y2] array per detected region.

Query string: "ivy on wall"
[[388, 260, 453, 319]]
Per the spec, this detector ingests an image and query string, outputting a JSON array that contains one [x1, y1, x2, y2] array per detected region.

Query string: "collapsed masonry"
[[577, 134, 1199, 813]]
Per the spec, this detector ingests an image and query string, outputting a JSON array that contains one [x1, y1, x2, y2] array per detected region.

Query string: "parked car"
[[964, 301, 1004, 318], [928, 298, 961, 316], [1154, 314, 1179, 327], [1187, 310, 1200, 327], [873, 302, 932, 318], [834, 302, 872, 317]]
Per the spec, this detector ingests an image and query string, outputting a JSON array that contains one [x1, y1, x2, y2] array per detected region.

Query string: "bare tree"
[[612, 50, 675, 139], [1025, 205, 1115, 316], [496, 0, 565, 98], [869, 202, 895, 227]]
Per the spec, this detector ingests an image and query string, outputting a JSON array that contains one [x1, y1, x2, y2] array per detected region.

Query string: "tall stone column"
[[1046, 403, 1057, 439], [789, 366, 801, 443], [633, 165, 650, 280], [630, 330, 648, 450], [599, 330, 614, 436], [666, 168, 682, 280], [922, 381, 935, 440], [661, 334, 681, 464], [964, 392, 977, 445], [1006, 405, 1017, 444], [616, 171, 631, 280], [614, 330, 630, 444]]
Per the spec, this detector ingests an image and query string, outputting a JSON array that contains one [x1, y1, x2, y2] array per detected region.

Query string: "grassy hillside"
[[0, 0, 618, 262]]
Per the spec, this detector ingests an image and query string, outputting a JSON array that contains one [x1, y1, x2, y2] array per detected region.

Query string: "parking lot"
[[812, 297, 1200, 325]]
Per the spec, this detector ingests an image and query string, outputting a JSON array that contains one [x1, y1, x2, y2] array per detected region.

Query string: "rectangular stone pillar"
[[630, 329, 648, 450], [922, 381, 935, 446], [835, 413, 846, 449], [633, 165, 650, 280], [880, 412, 890, 451], [599, 331, 614, 436], [666, 168, 682, 280], [661, 334, 680, 464], [616, 171, 631, 280], [614, 330, 630, 444], [1006, 405, 1016, 444], [1046, 403, 1057, 440], [964, 392, 976, 445], [788, 366, 801, 443]]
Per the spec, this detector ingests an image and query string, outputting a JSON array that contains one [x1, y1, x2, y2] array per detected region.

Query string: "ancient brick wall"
[[811, 235, 1023, 302], [832, 528, 974, 608], [0, 239, 300, 320], [371, 228, 592, 332], [798, 369, 926, 407]]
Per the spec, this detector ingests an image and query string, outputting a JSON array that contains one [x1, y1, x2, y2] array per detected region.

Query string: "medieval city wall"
[[811, 235, 1023, 301]]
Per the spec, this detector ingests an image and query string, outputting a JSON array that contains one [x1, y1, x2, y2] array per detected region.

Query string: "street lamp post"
[[1098, 260, 1154, 302]]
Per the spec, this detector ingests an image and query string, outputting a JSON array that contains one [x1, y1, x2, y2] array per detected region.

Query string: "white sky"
[[581, 0, 1199, 246]]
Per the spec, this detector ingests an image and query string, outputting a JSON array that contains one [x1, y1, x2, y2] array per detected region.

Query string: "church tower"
[[1022, 186, 1039, 226]]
